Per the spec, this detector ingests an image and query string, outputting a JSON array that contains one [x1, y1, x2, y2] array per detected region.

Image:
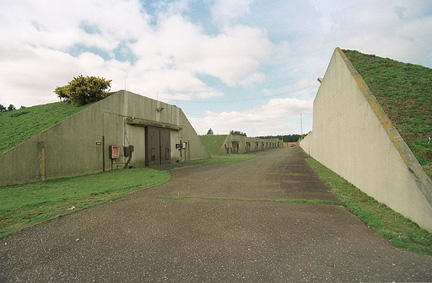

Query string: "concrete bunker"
[[0, 90, 210, 186]]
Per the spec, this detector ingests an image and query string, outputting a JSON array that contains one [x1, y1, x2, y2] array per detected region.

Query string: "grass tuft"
[[306, 156, 432, 255], [155, 195, 338, 205], [266, 172, 304, 176], [172, 154, 257, 170]]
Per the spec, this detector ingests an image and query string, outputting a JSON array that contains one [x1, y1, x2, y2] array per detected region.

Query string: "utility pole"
[[300, 113, 303, 135]]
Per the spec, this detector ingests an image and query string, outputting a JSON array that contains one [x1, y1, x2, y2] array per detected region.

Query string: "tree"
[[0, 104, 6, 113], [206, 128, 214, 135], [230, 130, 247, 136], [54, 75, 112, 106], [7, 104, 16, 111], [256, 134, 301, 142]]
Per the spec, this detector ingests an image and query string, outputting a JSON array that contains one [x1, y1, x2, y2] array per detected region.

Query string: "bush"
[[55, 76, 112, 106]]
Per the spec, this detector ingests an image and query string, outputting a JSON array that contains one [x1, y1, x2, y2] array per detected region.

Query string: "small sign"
[[96, 141, 102, 145]]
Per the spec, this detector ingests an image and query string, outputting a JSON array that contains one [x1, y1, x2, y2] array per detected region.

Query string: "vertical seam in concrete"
[[38, 146, 46, 182]]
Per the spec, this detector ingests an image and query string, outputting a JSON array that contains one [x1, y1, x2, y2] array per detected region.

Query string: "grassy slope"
[[199, 134, 228, 156], [343, 50, 432, 178], [0, 102, 88, 154], [0, 168, 170, 237]]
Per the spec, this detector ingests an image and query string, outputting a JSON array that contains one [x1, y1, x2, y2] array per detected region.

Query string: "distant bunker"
[[0, 91, 210, 186], [200, 134, 280, 156]]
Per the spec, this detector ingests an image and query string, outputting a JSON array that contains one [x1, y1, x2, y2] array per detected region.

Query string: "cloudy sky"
[[1, 0, 431, 136]]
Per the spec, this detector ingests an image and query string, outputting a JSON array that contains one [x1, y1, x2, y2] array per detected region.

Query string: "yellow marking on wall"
[[337, 48, 409, 164]]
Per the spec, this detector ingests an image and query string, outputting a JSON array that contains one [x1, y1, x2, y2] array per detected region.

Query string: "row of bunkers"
[[200, 134, 280, 156], [1, 47, 431, 233], [0, 91, 279, 187]]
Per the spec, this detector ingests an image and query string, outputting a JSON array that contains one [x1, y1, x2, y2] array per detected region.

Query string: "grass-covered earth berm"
[[199, 134, 228, 156], [343, 50, 432, 178], [307, 156, 432, 255], [0, 168, 170, 238], [0, 102, 88, 154]]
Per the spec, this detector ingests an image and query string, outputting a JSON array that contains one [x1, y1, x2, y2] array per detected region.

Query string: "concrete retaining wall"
[[300, 48, 432, 232], [0, 90, 209, 186]]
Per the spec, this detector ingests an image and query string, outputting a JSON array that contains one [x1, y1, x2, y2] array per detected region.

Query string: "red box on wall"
[[110, 146, 120, 159]]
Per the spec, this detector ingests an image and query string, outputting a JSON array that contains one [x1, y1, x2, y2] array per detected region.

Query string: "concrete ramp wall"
[[300, 48, 432, 232]]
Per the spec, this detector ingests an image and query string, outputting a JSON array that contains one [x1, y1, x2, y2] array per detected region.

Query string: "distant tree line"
[[0, 104, 17, 113], [230, 130, 247, 136], [257, 134, 301, 142]]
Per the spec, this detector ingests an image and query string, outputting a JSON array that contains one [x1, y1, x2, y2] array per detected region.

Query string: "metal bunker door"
[[146, 127, 171, 166], [146, 126, 160, 166], [160, 128, 171, 164]]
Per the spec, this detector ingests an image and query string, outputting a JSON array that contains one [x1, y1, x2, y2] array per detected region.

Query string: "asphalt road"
[[1, 147, 431, 282]]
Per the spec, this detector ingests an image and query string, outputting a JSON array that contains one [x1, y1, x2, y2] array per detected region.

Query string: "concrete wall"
[[0, 90, 209, 186], [300, 48, 432, 232], [299, 133, 312, 155], [219, 135, 280, 155]]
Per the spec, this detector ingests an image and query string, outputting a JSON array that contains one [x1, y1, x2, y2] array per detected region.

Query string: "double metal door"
[[146, 127, 171, 166]]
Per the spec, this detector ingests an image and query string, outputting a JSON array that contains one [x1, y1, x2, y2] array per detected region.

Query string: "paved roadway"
[[1, 147, 431, 282]]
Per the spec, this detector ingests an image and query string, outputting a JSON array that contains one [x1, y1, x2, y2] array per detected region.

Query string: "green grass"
[[0, 152, 257, 237], [266, 172, 304, 176], [0, 168, 170, 237], [0, 102, 88, 154], [199, 135, 228, 156], [172, 154, 257, 170], [343, 50, 432, 178], [199, 154, 257, 163], [306, 156, 432, 255], [155, 195, 337, 205]]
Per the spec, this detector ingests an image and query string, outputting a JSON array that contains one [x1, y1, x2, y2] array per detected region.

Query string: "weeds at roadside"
[[306, 157, 432, 255]]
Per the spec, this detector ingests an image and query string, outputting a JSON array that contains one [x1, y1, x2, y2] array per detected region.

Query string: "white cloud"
[[0, 0, 430, 136], [129, 17, 272, 88], [211, 0, 252, 26], [262, 80, 319, 99], [189, 97, 313, 136], [0, 0, 273, 106], [0, 45, 131, 106]]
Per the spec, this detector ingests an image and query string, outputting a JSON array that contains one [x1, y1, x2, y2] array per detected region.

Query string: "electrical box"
[[110, 146, 120, 159], [124, 145, 134, 157], [182, 142, 187, 149]]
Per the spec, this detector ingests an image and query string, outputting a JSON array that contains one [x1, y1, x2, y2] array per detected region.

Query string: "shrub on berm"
[[55, 76, 112, 106]]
